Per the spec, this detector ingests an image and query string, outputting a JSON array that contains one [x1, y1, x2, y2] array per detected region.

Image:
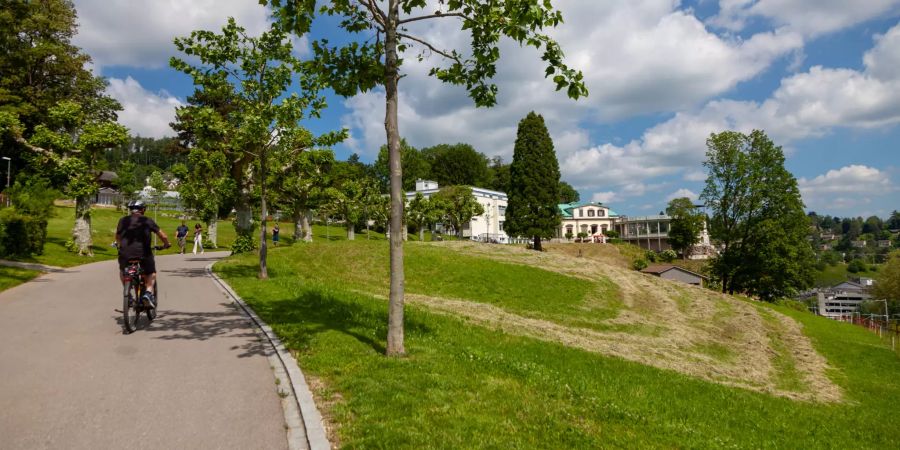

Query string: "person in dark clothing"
[[272, 223, 280, 246], [116, 200, 170, 305], [175, 221, 189, 254]]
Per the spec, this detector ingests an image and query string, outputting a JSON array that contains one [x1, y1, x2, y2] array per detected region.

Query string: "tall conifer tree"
[[505, 112, 561, 251]]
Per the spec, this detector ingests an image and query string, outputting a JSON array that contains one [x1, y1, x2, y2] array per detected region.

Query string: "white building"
[[406, 179, 509, 242]]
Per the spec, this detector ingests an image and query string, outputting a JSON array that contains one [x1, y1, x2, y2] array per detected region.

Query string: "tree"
[[374, 139, 429, 192], [171, 18, 344, 278], [270, 148, 334, 243], [666, 197, 705, 260], [433, 186, 484, 239], [171, 146, 234, 248], [1, 100, 128, 255], [486, 156, 510, 192], [504, 112, 561, 251], [873, 251, 900, 314], [266, 0, 587, 356], [406, 192, 430, 240], [148, 170, 166, 240], [887, 211, 900, 231], [325, 178, 374, 240], [701, 130, 814, 300], [422, 143, 489, 188], [863, 216, 882, 235], [113, 161, 142, 209], [558, 181, 579, 203]]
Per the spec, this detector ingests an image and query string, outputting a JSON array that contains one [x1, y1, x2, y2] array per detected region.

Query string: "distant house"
[[877, 240, 892, 248], [851, 240, 867, 248], [820, 233, 836, 241], [819, 243, 832, 251], [405, 179, 508, 242], [557, 201, 619, 242], [640, 264, 707, 287], [98, 170, 118, 188]]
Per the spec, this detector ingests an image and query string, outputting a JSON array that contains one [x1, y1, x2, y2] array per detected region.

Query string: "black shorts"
[[118, 255, 156, 275]]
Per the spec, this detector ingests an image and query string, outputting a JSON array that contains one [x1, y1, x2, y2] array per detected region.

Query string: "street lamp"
[[1, 157, 10, 207]]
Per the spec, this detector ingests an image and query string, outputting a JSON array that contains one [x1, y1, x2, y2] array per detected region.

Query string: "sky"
[[72, 0, 900, 219]]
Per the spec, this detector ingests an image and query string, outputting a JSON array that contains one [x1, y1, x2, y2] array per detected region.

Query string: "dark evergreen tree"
[[558, 181, 580, 203], [505, 112, 561, 251]]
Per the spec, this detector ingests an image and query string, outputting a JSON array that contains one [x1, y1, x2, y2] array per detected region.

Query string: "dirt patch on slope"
[[413, 241, 842, 402]]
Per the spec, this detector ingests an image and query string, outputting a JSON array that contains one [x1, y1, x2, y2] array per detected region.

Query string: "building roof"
[[557, 201, 619, 218], [98, 171, 118, 181], [640, 264, 707, 279]]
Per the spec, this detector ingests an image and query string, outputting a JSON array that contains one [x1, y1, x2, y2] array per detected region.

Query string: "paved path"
[[0, 252, 289, 449]]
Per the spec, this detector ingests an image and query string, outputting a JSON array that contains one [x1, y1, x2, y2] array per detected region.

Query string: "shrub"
[[7, 176, 59, 220], [231, 234, 256, 254], [604, 229, 619, 239], [847, 259, 867, 273], [659, 249, 677, 262], [0, 209, 47, 257], [632, 258, 648, 271], [564, 232, 573, 241], [645, 250, 657, 263]]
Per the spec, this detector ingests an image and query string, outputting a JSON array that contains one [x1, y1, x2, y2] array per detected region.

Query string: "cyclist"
[[116, 200, 170, 306]]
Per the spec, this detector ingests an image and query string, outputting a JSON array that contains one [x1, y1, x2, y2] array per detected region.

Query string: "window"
[[498, 205, 506, 215], [598, 210, 605, 217], [587, 210, 595, 217], [579, 209, 583, 217], [601, 225, 608, 232], [500, 221, 504, 231], [591, 225, 598, 234]]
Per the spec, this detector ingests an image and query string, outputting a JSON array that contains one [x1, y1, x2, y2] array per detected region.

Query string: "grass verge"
[[0, 266, 41, 292], [217, 242, 900, 448]]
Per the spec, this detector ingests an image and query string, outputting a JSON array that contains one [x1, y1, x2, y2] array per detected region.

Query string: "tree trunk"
[[533, 235, 542, 251], [419, 227, 424, 241], [347, 222, 355, 240], [206, 219, 218, 248], [73, 196, 93, 256], [293, 209, 303, 240], [235, 191, 253, 238], [258, 150, 268, 279], [402, 223, 407, 241], [303, 209, 313, 242], [384, 1, 405, 356]]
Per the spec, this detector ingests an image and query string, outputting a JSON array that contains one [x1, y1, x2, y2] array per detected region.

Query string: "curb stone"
[[206, 263, 331, 450]]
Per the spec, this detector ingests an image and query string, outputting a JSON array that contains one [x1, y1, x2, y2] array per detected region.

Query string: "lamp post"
[[2, 156, 10, 207]]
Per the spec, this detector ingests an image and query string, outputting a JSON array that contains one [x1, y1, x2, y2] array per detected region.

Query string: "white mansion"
[[406, 180, 509, 242]]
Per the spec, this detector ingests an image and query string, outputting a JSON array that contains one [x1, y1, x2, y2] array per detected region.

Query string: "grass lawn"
[[216, 241, 900, 448], [814, 263, 880, 287], [0, 266, 41, 292]]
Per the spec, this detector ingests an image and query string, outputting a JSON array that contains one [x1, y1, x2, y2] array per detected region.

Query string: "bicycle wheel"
[[123, 280, 140, 333], [147, 281, 158, 321]]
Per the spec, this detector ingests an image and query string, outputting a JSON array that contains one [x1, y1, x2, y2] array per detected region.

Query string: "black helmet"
[[127, 200, 147, 211]]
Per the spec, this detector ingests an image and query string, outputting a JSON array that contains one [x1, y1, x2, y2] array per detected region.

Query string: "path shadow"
[[185, 256, 224, 262], [147, 304, 270, 358], [160, 268, 209, 278]]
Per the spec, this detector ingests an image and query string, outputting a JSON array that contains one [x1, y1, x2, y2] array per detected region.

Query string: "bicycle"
[[121, 245, 165, 333]]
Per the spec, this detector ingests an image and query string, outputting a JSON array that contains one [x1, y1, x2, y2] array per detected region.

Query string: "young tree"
[[113, 161, 142, 210], [406, 192, 436, 241], [171, 18, 344, 278], [171, 148, 233, 248], [504, 112, 561, 251], [666, 197, 705, 260], [433, 186, 484, 239], [873, 251, 899, 315], [701, 130, 814, 300], [326, 178, 376, 240], [1, 101, 128, 255], [266, 0, 587, 355]]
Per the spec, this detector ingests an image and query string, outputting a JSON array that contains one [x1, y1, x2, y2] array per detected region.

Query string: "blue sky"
[[72, 0, 900, 218]]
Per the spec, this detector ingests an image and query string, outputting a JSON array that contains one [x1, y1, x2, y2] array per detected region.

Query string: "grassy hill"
[[216, 240, 900, 448]]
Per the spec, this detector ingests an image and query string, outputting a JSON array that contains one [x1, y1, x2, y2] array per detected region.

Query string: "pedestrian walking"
[[192, 223, 204, 254], [176, 221, 189, 254], [272, 223, 280, 246]]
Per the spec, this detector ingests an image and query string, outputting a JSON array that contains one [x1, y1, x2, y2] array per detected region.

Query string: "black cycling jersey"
[[116, 214, 160, 260]]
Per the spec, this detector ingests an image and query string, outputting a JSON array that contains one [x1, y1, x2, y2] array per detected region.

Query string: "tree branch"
[[361, 0, 387, 29], [397, 33, 458, 60], [398, 12, 468, 25]]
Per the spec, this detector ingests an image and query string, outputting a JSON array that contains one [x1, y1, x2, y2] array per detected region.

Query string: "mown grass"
[[0, 266, 41, 292], [218, 241, 900, 448], [815, 262, 880, 287]]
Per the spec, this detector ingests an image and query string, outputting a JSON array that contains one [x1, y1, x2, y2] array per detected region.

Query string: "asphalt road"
[[0, 252, 288, 449]]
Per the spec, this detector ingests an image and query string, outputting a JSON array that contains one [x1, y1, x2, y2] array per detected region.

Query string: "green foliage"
[[847, 259, 866, 273], [374, 139, 429, 192], [632, 258, 649, 271], [421, 143, 490, 188], [113, 161, 141, 206], [659, 249, 677, 263], [505, 112, 561, 244], [558, 181, 580, 203], [645, 250, 657, 263], [432, 185, 484, 238], [666, 197, 705, 259], [230, 233, 256, 255], [604, 229, 619, 239], [872, 251, 900, 314], [701, 130, 814, 300], [0, 208, 46, 257], [7, 175, 58, 219]]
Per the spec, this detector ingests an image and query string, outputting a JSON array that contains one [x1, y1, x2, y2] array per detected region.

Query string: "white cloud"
[[666, 188, 699, 202], [107, 77, 182, 138], [591, 191, 619, 203], [798, 165, 894, 212], [73, 0, 280, 68], [710, 0, 900, 37]]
